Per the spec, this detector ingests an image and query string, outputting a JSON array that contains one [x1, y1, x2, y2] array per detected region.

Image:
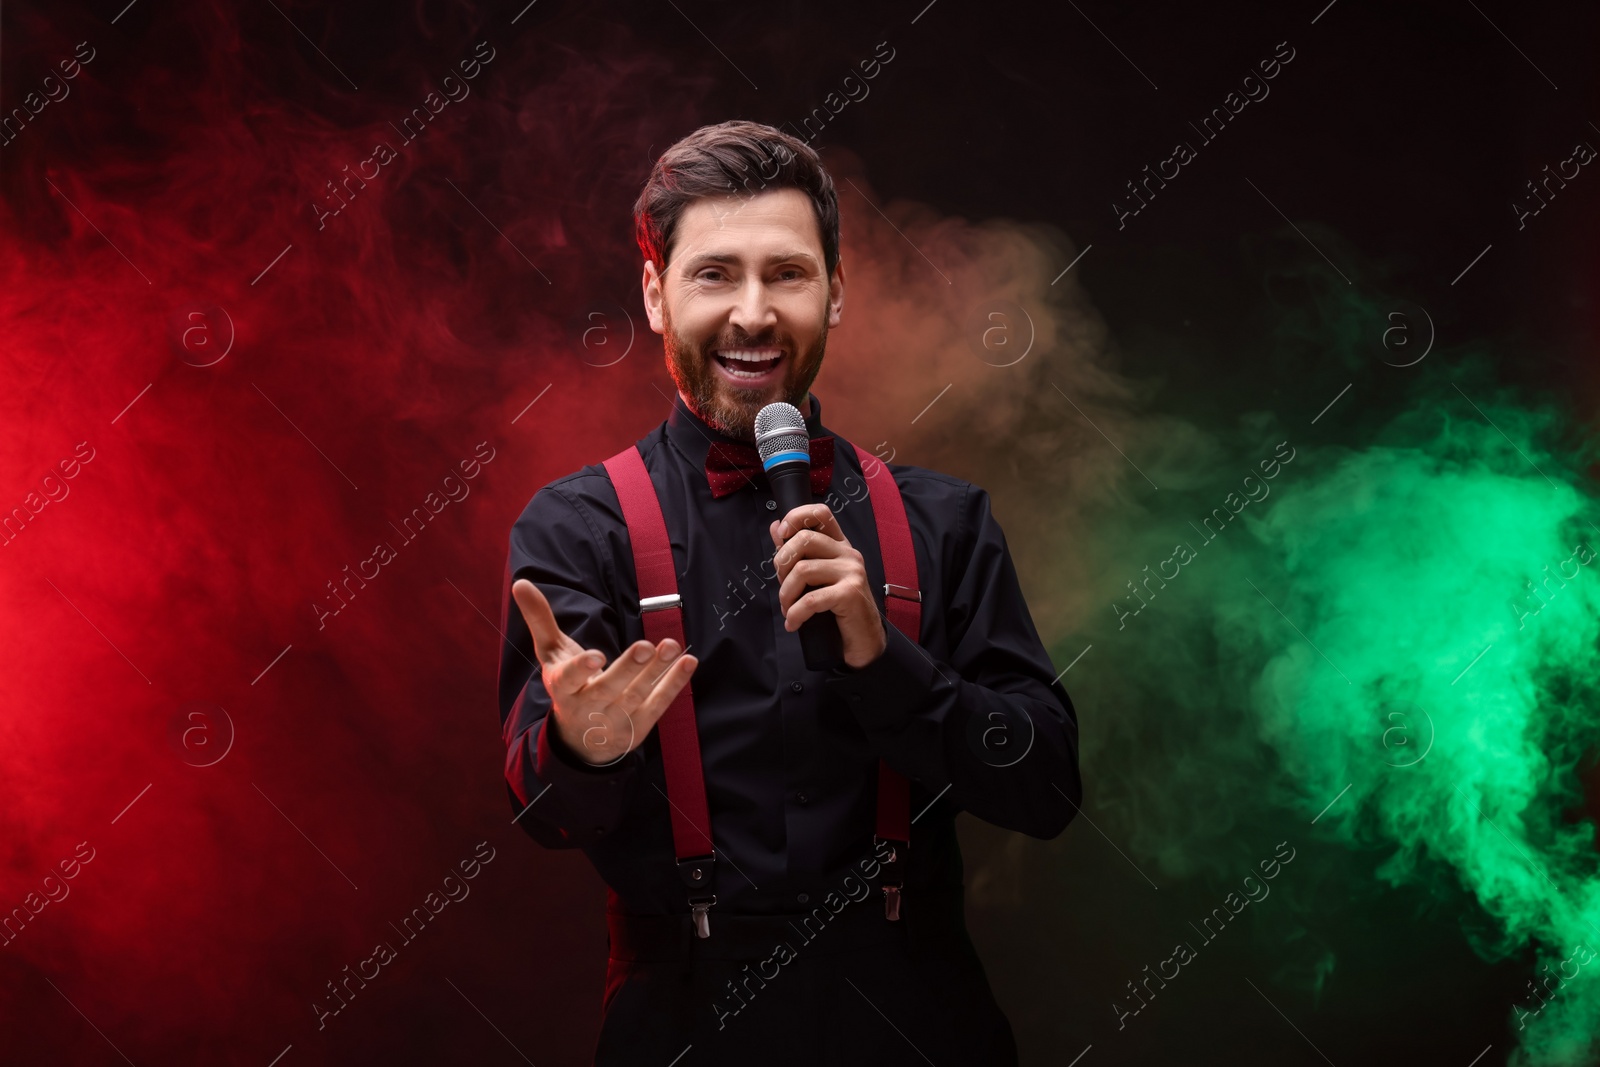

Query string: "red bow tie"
[[705, 435, 834, 500]]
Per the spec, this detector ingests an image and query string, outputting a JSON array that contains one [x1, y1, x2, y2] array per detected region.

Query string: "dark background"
[[2, 1, 1596, 1064]]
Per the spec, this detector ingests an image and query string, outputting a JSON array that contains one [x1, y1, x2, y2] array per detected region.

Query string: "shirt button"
[[765, 499, 777, 510], [790, 681, 804, 693], [793, 791, 810, 806], [797, 893, 810, 905]]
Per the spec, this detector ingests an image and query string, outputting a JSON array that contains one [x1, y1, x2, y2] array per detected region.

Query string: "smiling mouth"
[[713, 348, 784, 380]]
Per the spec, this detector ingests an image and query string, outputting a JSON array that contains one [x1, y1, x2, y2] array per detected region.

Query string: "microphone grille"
[[754, 402, 809, 464]]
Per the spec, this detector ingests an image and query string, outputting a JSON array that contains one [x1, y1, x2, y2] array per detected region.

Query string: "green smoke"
[[1047, 273, 1600, 1062], [1246, 390, 1600, 1064], [880, 214, 1599, 1059]]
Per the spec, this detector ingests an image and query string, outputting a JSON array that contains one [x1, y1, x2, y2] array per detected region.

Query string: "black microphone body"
[[767, 455, 845, 671]]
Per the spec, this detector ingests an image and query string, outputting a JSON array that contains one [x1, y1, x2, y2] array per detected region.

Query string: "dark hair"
[[633, 120, 841, 279]]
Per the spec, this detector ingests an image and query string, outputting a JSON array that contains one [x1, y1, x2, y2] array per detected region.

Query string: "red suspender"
[[854, 444, 915, 920], [602, 438, 917, 932], [601, 447, 719, 936]]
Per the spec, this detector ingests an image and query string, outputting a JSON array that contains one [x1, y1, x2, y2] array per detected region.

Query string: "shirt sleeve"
[[498, 482, 644, 850], [820, 481, 1083, 840]]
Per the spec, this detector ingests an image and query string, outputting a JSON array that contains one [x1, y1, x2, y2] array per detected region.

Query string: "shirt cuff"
[[536, 712, 639, 779], [821, 621, 936, 732]]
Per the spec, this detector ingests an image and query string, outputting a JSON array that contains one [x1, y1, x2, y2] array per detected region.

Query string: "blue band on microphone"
[[761, 450, 810, 471]]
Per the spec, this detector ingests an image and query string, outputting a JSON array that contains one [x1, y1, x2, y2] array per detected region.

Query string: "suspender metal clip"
[[690, 897, 715, 939], [677, 854, 717, 938]]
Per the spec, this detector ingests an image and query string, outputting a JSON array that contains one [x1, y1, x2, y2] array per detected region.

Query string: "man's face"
[[643, 187, 845, 442]]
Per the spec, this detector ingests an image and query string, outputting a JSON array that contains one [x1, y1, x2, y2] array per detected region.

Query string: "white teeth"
[[715, 348, 782, 379], [716, 349, 782, 362]]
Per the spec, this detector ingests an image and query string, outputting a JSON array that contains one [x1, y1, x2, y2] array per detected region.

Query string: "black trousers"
[[593, 889, 1018, 1066]]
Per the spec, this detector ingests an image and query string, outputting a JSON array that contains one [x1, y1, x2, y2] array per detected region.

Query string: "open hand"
[[511, 579, 697, 766]]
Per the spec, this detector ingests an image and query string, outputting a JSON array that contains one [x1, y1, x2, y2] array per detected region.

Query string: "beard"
[[662, 301, 827, 443]]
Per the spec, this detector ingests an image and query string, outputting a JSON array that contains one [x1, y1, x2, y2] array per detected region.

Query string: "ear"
[[826, 257, 845, 329], [642, 259, 666, 334]]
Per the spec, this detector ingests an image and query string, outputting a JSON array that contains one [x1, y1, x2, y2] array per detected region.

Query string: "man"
[[497, 120, 1081, 1065]]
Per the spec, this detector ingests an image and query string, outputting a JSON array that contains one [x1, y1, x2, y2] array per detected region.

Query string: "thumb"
[[512, 579, 576, 668]]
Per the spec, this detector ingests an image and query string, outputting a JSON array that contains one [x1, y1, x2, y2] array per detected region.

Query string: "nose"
[[727, 275, 777, 338]]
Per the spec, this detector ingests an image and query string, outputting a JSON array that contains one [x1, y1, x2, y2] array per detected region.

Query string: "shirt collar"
[[665, 390, 826, 473]]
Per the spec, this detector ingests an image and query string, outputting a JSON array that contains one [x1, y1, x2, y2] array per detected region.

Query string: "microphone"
[[755, 401, 843, 671]]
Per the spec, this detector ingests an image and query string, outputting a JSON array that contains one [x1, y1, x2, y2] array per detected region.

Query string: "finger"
[[776, 503, 842, 543], [775, 528, 849, 579], [615, 638, 686, 714], [784, 584, 850, 631], [546, 645, 608, 700], [778, 557, 849, 614], [512, 579, 580, 668], [577, 638, 668, 703], [629, 648, 699, 736]]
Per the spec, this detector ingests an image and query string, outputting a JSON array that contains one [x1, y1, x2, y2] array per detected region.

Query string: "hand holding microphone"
[[757, 402, 887, 671]]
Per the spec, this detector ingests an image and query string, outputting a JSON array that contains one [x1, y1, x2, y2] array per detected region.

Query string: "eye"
[[696, 268, 728, 282]]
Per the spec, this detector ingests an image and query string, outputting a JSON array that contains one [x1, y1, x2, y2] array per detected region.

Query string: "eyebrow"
[[678, 250, 819, 272]]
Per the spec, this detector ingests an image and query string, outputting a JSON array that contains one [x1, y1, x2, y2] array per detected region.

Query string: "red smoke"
[[0, 3, 1110, 1062]]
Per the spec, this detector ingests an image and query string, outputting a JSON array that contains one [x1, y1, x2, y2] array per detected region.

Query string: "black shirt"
[[496, 390, 1082, 916]]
